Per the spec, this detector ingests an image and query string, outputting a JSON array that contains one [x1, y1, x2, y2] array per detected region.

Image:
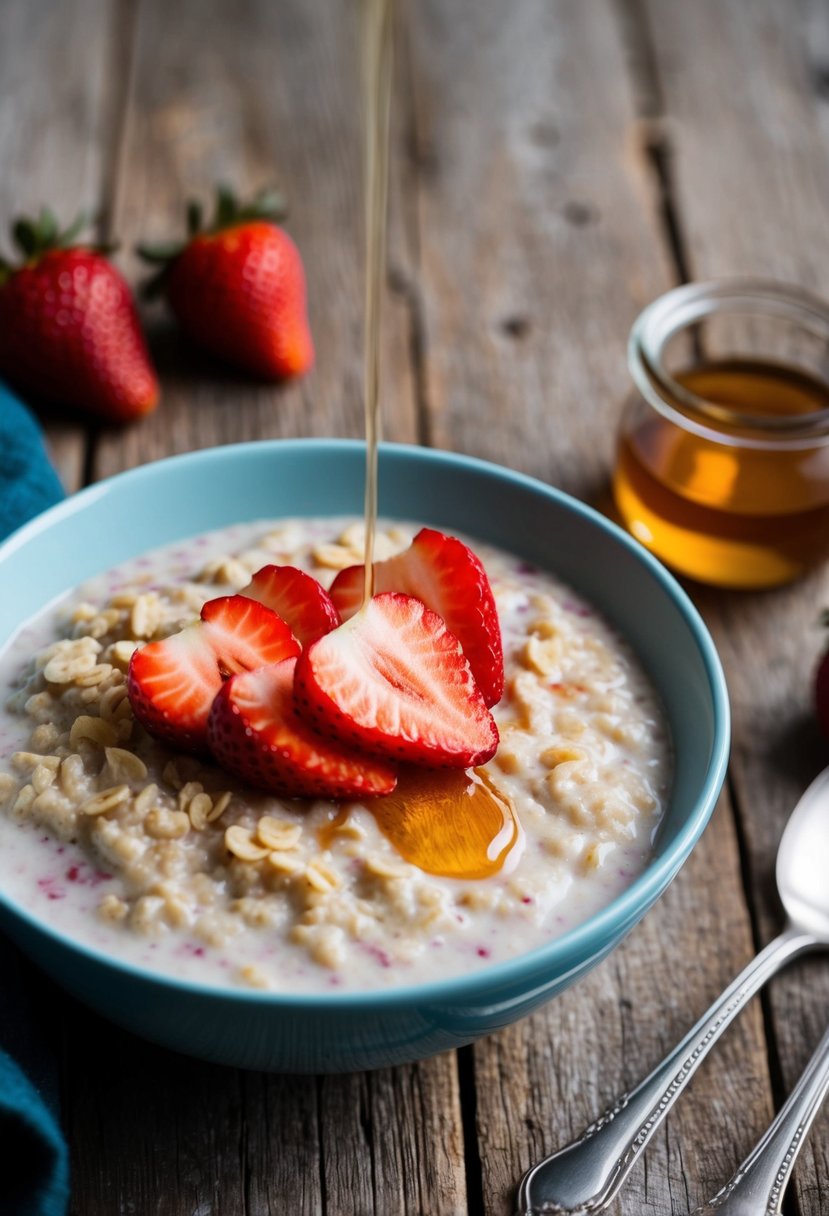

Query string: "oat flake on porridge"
[[0, 519, 671, 992]]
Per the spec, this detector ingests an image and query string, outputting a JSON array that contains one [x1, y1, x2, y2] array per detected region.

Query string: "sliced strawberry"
[[241, 565, 339, 647], [328, 528, 504, 706], [128, 595, 299, 752], [293, 592, 498, 768], [207, 658, 397, 798]]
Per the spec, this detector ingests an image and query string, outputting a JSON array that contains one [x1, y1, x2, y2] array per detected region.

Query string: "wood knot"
[[500, 315, 531, 340]]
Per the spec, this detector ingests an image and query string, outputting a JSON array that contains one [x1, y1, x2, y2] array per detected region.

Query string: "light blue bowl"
[[0, 440, 729, 1072]]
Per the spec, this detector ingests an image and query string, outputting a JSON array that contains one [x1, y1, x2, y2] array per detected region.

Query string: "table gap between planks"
[[1, 1, 827, 1213]]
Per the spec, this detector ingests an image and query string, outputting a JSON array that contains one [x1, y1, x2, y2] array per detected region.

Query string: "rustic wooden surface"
[[2, 0, 828, 1212]]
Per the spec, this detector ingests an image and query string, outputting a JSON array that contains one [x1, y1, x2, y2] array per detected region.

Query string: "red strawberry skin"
[[329, 528, 504, 706], [241, 565, 339, 648], [0, 248, 159, 422], [128, 595, 299, 752], [294, 592, 499, 768], [167, 222, 313, 380], [208, 658, 397, 798]]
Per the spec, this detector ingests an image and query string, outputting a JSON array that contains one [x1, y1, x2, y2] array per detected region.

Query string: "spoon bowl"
[[777, 766, 829, 942]]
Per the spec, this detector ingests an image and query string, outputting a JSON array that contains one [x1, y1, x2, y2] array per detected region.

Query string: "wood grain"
[[405, 0, 671, 501], [402, 2, 776, 1212], [66, 1013, 247, 1216], [4, 1, 828, 1213], [474, 800, 775, 1216], [0, 0, 125, 1200], [66, 2, 463, 1214], [93, 0, 418, 482], [318, 1059, 466, 1216], [0, 0, 128, 493], [640, 1, 829, 1210]]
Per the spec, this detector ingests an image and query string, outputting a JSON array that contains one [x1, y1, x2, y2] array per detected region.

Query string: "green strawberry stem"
[[136, 184, 288, 266], [136, 184, 289, 301], [1, 210, 116, 283], [137, 242, 187, 265], [186, 200, 203, 237]]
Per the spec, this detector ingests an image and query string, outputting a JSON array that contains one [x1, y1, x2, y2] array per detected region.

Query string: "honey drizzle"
[[317, 805, 352, 853], [348, 0, 517, 880], [361, 0, 394, 606]]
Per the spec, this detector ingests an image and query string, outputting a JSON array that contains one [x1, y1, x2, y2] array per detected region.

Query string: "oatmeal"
[[0, 519, 671, 991]]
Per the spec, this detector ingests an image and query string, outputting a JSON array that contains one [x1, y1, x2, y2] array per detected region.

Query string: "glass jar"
[[612, 279, 829, 589]]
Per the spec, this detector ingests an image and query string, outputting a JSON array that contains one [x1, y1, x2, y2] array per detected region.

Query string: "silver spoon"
[[692, 1021, 829, 1214], [517, 766, 829, 1216]]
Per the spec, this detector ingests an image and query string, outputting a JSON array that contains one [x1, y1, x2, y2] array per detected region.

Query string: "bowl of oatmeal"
[[0, 440, 729, 1072]]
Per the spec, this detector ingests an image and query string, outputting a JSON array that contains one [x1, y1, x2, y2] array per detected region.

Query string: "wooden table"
[[2, 1, 828, 1212]]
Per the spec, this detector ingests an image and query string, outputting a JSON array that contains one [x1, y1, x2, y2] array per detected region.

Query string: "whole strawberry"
[[139, 186, 314, 380], [0, 210, 158, 422]]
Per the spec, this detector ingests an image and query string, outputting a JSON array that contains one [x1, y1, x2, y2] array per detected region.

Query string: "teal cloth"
[[0, 381, 69, 1215], [0, 383, 65, 537], [0, 1033, 69, 1216]]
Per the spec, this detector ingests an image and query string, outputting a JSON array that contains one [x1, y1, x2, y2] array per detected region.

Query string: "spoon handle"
[[516, 925, 817, 1216], [692, 1021, 829, 1215]]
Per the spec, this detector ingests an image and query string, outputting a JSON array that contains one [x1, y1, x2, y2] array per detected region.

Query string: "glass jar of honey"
[[613, 280, 829, 588]]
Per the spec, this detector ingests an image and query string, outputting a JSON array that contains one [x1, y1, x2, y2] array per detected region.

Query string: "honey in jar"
[[613, 281, 829, 588]]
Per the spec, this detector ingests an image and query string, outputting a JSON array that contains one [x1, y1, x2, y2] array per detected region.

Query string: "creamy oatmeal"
[[0, 519, 671, 992]]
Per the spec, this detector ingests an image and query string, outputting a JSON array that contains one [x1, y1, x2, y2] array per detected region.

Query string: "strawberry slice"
[[328, 528, 504, 706], [241, 565, 339, 647], [207, 658, 398, 798], [293, 592, 499, 768], [128, 595, 300, 752]]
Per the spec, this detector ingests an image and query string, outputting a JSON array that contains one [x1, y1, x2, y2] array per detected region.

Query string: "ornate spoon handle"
[[516, 925, 817, 1216], [692, 1021, 829, 1215]]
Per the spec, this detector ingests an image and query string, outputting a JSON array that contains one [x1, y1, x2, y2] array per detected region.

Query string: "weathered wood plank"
[[93, 0, 418, 482], [10, 4, 825, 1216], [405, 0, 671, 500], [641, 1, 829, 1209], [242, 1072, 323, 1216], [65, 3, 462, 1215], [66, 1009, 247, 1216], [404, 2, 775, 1212], [0, 0, 123, 494], [0, 2, 126, 1208], [474, 799, 775, 1216], [369, 1058, 466, 1216], [69, 1008, 328, 1216]]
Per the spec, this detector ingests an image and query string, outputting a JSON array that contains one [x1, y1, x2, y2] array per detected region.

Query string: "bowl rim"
[[0, 438, 730, 1009]]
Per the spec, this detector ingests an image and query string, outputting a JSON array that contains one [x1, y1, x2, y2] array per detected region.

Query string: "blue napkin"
[[0, 383, 65, 537], [0, 381, 69, 1215]]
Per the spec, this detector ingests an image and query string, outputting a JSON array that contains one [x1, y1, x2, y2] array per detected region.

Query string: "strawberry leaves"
[[137, 184, 289, 268], [6, 211, 115, 268]]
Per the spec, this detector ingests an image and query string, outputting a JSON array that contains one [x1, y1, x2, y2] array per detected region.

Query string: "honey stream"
[[355, 0, 518, 878], [361, 0, 393, 605]]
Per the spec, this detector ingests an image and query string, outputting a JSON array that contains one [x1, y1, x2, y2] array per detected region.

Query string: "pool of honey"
[[319, 767, 523, 880], [613, 359, 829, 588]]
